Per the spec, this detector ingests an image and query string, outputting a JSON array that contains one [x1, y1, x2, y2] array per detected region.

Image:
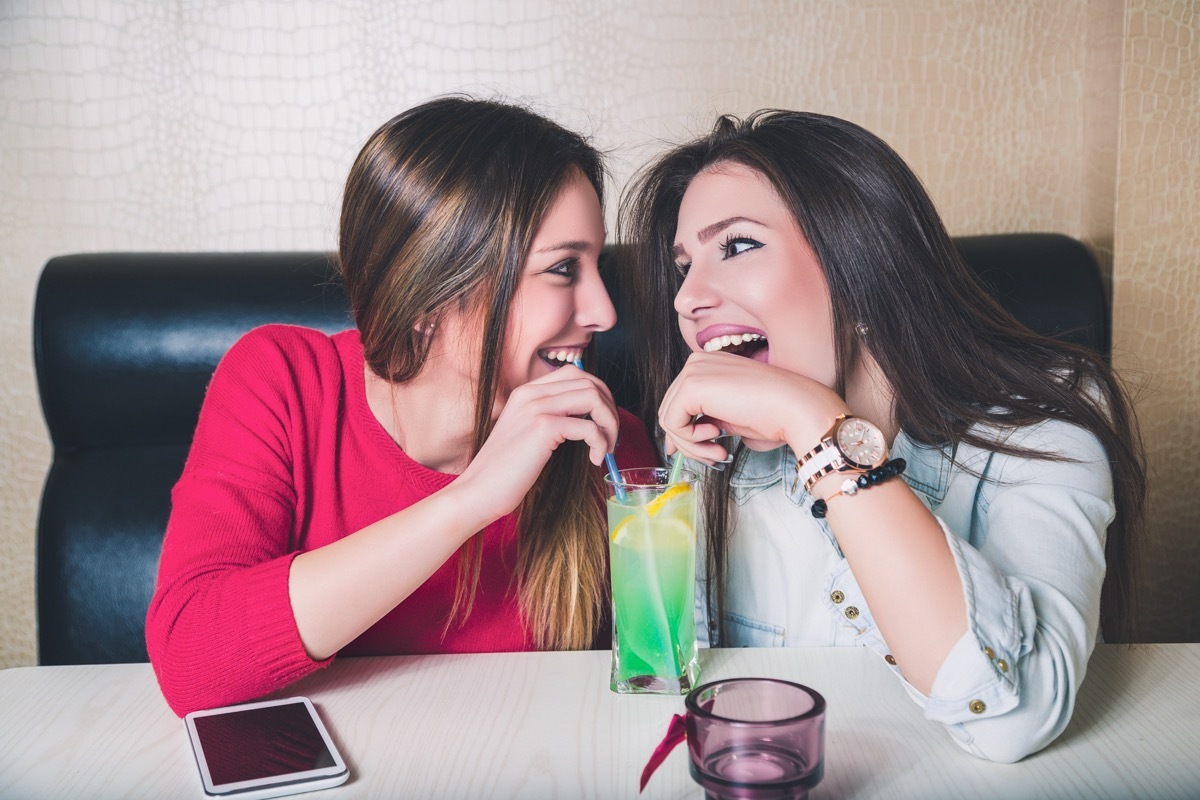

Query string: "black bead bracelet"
[[810, 458, 907, 519]]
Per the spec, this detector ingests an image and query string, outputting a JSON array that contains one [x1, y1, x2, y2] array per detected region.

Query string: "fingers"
[[658, 357, 729, 461], [537, 386, 620, 449], [664, 433, 730, 466], [533, 362, 616, 400], [501, 373, 620, 453], [538, 415, 613, 466], [661, 412, 733, 467], [658, 351, 806, 454], [658, 351, 727, 435], [523, 364, 618, 417], [457, 365, 626, 521]]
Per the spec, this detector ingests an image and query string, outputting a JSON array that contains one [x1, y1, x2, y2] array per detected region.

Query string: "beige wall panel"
[[1, 0, 1178, 667], [1111, 0, 1199, 643], [1084, 0, 1126, 293]]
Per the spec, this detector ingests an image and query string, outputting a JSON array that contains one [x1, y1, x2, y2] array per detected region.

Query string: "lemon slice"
[[610, 515, 650, 545], [645, 483, 692, 517], [611, 484, 695, 545], [651, 518, 694, 547]]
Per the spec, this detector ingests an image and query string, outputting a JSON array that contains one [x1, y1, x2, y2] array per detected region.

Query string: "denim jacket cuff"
[[913, 517, 1035, 723], [909, 629, 1019, 723]]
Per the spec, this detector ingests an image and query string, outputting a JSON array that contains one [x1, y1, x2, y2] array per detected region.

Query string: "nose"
[[575, 265, 617, 332], [673, 263, 719, 320]]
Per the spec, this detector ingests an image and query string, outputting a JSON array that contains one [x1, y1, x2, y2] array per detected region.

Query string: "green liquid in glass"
[[608, 484, 700, 694]]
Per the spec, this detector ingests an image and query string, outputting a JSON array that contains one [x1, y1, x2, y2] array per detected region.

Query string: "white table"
[[2, 645, 1198, 799]]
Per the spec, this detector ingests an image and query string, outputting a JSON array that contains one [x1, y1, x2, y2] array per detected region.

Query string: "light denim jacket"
[[695, 417, 1114, 763]]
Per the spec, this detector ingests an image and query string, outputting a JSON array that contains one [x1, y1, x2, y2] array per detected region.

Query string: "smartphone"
[[183, 696, 349, 799]]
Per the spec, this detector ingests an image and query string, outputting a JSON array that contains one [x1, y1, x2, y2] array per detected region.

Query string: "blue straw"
[[574, 359, 626, 500], [606, 453, 628, 502]]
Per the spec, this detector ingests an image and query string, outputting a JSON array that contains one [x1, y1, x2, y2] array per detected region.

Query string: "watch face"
[[835, 417, 887, 469]]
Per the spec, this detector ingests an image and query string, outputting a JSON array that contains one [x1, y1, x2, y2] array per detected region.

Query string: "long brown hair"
[[338, 96, 609, 649], [619, 110, 1146, 643]]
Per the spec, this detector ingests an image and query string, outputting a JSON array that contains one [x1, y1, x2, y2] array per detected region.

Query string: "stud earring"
[[855, 322, 870, 337]]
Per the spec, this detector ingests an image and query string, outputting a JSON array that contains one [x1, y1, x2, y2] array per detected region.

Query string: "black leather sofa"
[[33, 233, 1108, 665]]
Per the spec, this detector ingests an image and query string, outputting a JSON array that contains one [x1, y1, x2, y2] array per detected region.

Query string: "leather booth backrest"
[[33, 233, 1107, 665], [35, 254, 352, 665]]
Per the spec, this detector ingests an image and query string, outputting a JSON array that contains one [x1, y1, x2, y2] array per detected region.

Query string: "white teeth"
[[702, 333, 763, 353], [541, 349, 581, 364]]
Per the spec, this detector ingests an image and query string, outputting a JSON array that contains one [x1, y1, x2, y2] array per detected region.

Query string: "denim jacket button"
[[844, 606, 860, 620], [830, 590, 845, 604], [969, 699, 987, 714]]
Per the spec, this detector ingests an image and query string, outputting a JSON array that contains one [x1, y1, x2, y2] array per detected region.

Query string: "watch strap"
[[792, 413, 888, 496], [793, 441, 840, 494]]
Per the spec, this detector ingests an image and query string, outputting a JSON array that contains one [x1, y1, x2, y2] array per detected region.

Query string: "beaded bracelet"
[[810, 458, 907, 519]]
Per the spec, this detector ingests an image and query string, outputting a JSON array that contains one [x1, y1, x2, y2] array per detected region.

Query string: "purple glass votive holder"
[[685, 678, 826, 800]]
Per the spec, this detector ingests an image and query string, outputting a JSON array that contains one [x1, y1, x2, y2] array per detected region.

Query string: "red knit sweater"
[[146, 325, 657, 716]]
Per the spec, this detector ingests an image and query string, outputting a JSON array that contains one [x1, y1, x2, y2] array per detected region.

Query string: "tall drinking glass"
[[606, 467, 701, 694]]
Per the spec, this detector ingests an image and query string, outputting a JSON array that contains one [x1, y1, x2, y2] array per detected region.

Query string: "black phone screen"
[[191, 700, 337, 786]]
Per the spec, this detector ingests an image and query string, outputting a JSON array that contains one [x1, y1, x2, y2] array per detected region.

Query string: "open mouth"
[[702, 332, 768, 359], [538, 347, 584, 368]]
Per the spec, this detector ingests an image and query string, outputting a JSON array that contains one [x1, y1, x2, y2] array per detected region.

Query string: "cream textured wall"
[[1111, 0, 1200, 643], [1083, 0, 1125, 290], [1, 1, 1194, 668]]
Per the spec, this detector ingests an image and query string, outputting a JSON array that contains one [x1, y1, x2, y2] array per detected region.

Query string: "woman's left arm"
[[813, 470, 967, 692], [660, 352, 969, 690], [935, 420, 1109, 761], [828, 418, 1112, 761]]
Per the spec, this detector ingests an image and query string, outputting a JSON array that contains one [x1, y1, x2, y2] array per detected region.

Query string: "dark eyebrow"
[[534, 239, 594, 254], [672, 216, 763, 257]]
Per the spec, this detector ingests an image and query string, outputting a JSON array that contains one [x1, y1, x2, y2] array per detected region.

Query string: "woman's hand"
[[453, 364, 619, 525], [659, 351, 849, 464]]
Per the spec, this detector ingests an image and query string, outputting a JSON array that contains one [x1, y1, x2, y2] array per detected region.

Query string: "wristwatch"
[[793, 414, 888, 495]]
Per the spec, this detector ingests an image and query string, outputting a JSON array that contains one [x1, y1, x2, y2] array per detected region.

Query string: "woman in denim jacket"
[[618, 111, 1146, 762]]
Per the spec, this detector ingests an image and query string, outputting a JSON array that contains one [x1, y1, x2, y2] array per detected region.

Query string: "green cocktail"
[[606, 467, 700, 694]]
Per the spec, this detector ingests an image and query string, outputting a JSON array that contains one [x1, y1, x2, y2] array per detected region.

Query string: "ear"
[[412, 310, 439, 338]]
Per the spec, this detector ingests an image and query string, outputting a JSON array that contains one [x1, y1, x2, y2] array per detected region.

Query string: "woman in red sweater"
[[146, 97, 658, 715]]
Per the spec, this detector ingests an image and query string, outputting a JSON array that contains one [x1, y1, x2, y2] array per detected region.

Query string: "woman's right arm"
[[147, 333, 619, 714], [287, 363, 621, 659], [149, 443, 495, 716]]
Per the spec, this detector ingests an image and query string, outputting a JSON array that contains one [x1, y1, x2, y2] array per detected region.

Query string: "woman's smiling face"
[[499, 168, 614, 391], [672, 161, 837, 387], [422, 168, 613, 417]]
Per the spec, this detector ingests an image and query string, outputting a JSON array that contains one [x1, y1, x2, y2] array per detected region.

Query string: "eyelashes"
[[545, 257, 580, 281], [719, 232, 763, 259], [673, 232, 763, 275]]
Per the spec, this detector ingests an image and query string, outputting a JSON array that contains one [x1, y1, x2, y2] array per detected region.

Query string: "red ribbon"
[[639, 713, 688, 793]]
